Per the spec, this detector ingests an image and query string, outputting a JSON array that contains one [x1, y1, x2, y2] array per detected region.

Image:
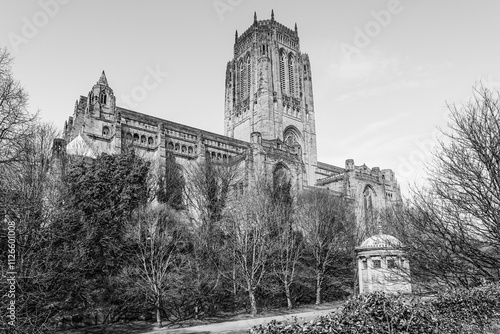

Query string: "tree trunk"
[[353, 253, 359, 296], [155, 299, 162, 328], [248, 289, 257, 317], [284, 282, 293, 309], [315, 271, 322, 305]]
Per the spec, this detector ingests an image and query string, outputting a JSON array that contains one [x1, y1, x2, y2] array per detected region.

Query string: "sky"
[[1, 0, 500, 195]]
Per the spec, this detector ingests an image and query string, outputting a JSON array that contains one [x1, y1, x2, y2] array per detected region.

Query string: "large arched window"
[[279, 50, 286, 94], [288, 53, 295, 97], [283, 126, 301, 146], [239, 59, 246, 103], [283, 126, 302, 157], [247, 55, 251, 98]]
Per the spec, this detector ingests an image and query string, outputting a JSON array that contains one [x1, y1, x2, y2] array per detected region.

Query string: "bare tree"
[[123, 204, 188, 328], [220, 177, 274, 316], [296, 188, 356, 305], [184, 157, 240, 228], [0, 122, 63, 333], [392, 86, 500, 289], [0, 47, 37, 165], [269, 210, 303, 309], [268, 178, 303, 309], [182, 157, 241, 313]]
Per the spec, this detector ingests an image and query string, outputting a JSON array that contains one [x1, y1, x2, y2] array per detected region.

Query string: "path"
[[147, 308, 338, 334]]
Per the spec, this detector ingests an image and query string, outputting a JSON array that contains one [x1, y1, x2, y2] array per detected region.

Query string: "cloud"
[[334, 111, 411, 146], [317, 47, 453, 102]]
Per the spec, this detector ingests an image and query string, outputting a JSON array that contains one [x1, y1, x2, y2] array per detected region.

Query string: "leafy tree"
[[51, 151, 150, 315]]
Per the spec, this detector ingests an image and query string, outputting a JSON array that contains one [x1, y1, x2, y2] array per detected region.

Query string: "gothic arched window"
[[246, 55, 251, 98], [283, 126, 301, 147], [239, 59, 245, 103], [100, 92, 107, 104], [288, 53, 295, 97], [279, 50, 286, 94]]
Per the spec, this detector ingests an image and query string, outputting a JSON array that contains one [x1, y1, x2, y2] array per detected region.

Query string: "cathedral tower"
[[224, 11, 318, 185]]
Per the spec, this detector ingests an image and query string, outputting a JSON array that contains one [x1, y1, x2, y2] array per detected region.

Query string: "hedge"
[[250, 282, 500, 334]]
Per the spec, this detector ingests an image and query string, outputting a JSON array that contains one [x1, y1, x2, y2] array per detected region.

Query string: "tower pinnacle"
[[235, 30, 238, 43], [97, 70, 108, 86], [295, 22, 298, 34], [254, 11, 257, 24], [271, 9, 274, 21]]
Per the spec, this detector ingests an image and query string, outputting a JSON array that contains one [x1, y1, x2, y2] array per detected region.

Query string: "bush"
[[434, 282, 500, 330], [250, 282, 500, 334]]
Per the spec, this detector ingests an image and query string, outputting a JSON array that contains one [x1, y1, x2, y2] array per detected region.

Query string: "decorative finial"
[[377, 220, 383, 235], [254, 11, 257, 24], [295, 22, 298, 34], [235, 30, 238, 43], [271, 9, 274, 21]]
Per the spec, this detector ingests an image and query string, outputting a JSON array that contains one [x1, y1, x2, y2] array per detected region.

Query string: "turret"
[[87, 71, 115, 120]]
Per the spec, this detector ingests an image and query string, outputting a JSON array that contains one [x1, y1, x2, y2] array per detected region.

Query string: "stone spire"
[[295, 22, 298, 34], [235, 30, 238, 43], [97, 70, 108, 86], [271, 9, 274, 21], [254, 11, 257, 24]]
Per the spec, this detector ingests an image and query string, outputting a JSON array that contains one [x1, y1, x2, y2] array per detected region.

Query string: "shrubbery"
[[250, 282, 500, 334]]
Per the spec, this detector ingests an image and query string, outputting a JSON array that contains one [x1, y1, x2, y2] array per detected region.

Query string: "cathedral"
[[59, 11, 401, 228]]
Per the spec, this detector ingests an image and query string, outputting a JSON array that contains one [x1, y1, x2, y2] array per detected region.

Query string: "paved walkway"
[[148, 308, 338, 334]]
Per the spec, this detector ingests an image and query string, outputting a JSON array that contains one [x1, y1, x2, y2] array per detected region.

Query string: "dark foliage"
[[48, 151, 150, 320], [250, 282, 500, 334]]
